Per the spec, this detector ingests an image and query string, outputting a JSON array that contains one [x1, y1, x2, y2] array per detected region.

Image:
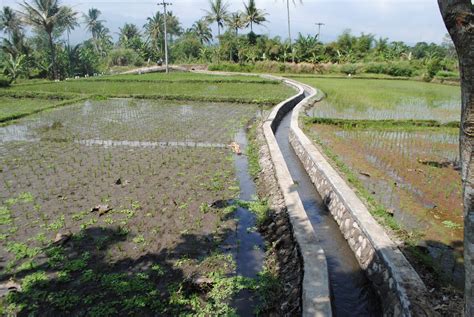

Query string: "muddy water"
[[225, 128, 265, 315], [275, 112, 382, 316]]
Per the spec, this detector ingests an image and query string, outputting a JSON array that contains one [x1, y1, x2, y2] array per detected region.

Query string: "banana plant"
[[2, 53, 28, 83]]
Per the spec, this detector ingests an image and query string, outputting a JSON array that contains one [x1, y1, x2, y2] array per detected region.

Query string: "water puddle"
[[275, 110, 382, 316]]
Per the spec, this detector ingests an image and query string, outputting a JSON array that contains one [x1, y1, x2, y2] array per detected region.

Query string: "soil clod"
[[90, 204, 113, 216]]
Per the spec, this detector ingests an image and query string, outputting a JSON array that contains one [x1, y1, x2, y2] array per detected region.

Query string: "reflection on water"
[[0, 98, 260, 148]]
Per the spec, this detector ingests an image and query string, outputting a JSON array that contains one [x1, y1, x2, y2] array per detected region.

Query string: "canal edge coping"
[[284, 77, 435, 316], [262, 77, 333, 317]]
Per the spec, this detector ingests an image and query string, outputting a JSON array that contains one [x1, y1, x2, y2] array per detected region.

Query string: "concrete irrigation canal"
[[275, 108, 382, 316], [260, 75, 436, 316]]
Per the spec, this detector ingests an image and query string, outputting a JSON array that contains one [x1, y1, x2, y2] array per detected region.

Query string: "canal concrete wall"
[[262, 80, 333, 317], [282, 78, 435, 316]]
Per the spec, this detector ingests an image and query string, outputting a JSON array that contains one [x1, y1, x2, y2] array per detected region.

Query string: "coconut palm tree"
[[166, 12, 182, 43], [83, 8, 104, 40], [191, 19, 213, 45], [94, 23, 112, 55], [61, 6, 79, 47], [243, 0, 267, 32], [0, 6, 23, 39], [19, 0, 78, 80], [278, 0, 302, 62], [226, 12, 245, 36], [0, 6, 28, 57], [144, 12, 163, 57], [204, 0, 229, 39], [118, 23, 141, 46]]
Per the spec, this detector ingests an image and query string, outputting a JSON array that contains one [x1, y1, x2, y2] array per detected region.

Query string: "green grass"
[[0, 96, 88, 123], [0, 72, 295, 124], [93, 72, 278, 84], [9, 81, 293, 104], [304, 117, 460, 129], [293, 77, 460, 109]]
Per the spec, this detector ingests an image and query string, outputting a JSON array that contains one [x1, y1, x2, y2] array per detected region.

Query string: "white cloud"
[[1, 0, 448, 44]]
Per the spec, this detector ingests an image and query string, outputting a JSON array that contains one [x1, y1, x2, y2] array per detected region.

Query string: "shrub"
[[339, 63, 359, 75], [364, 61, 414, 77], [107, 49, 144, 67], [364, 62, 386, 74], [386, 62, 414, 77], [208, 62, 253, 72], [254, 61, 280, 73], [0, 75, 11, 87], [435, 70, 459, 79]]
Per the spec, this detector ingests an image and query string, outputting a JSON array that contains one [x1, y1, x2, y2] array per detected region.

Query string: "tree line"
[[0, 0, 458, 83]]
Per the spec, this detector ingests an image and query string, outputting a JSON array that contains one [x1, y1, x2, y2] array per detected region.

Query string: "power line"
[[157, 1, 172, 74]]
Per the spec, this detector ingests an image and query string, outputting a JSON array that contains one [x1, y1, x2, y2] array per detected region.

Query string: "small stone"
[[90, 204, 113, 216], [53, 232, 71, 246]]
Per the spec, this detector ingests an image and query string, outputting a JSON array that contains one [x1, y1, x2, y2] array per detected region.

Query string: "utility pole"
[[315, 22, 325, 40], [286, 0, 294, 63], [158, 1, 172, 74]]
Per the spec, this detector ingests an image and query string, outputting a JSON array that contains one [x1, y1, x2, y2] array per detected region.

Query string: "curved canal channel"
[[275, 109, 382, 316]]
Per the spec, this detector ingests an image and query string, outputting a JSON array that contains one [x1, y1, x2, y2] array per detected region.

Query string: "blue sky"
[[1, 0, 449, 45]]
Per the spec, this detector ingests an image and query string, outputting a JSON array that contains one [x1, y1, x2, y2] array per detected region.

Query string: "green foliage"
[[0, 206, 12, 225], [364, 61, 415, 77], [6, 242, 41, 260], [247, 125, 262, 178], [107, 48, 144, 67], [339, 63, 359, 75], [436, 70, 460, 79], [0, 75, 11, 87], [2, 53, 28, 82], [237, 200, 270, 226]]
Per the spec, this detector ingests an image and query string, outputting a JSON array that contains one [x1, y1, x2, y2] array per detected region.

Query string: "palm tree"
[[244, 0, 267, 32], [226, 12, 245, 36], [94, 23, 112, 55], [144, 12, 163, 57], [61, 6, 79, 47], [191, 19, 213, 45], [204, 0, 229, 39], [165, 12, 182, 43], [0, 6, 23, 39], [83, 8, 104, 41], [0, 6, 27, 57], [118, 23, 141, 46], [19, 0, 77, 80], [278, 0, 302, 62]]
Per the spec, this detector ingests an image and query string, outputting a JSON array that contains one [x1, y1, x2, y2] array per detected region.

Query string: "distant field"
[[293, 77, 461, 123], [0, 72, 295, 123], [0, 97, 58, 121], [9, 78, 293, 104], [93, 72, 278, 84]]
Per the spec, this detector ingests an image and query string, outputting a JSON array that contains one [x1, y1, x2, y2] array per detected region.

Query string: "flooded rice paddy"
[[306, 97, 461, 123], [0, 99, 267, 315], [300, 77, 464, 287], [307, 123, 464, 286]]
